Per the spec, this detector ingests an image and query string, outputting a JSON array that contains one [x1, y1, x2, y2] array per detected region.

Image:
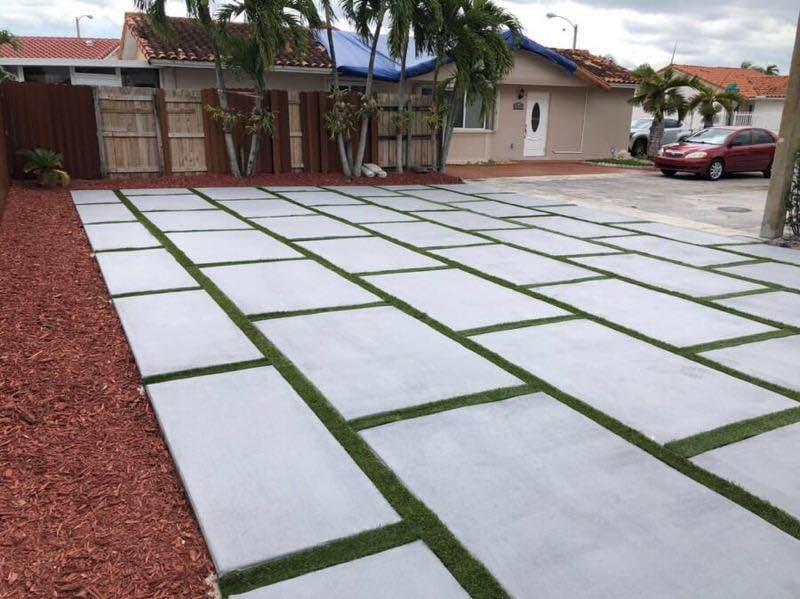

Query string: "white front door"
[[524, 92, 549, 157]]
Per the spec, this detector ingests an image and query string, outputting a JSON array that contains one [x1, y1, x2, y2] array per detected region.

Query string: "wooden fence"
[[1, 82, 435, 181], [0, 91, 9, 215]]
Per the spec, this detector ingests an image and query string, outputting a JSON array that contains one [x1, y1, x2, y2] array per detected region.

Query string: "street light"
[[546, 12, 578, 50], [75, 14, 93, 39]]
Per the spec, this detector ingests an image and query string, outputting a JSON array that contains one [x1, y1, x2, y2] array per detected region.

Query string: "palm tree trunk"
[[246, 88, 264, 177], [324, 16, 352, 177], [430, 57, 442, 172], [396, 39, 408, 174], [353, 10, 386, 177], [439, 84, 461, 171], [647, 117, 665, 159]]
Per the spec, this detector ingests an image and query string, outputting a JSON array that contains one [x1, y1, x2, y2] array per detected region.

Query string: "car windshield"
[[631, 118, 651, 128], [684, 128, 734, 145]]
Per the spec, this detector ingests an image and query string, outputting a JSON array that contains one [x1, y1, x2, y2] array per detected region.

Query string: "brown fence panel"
[[0, 81, 101, 179], [0, 90, 9, 216]]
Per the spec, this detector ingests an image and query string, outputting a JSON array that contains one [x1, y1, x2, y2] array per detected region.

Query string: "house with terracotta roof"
[[0, 35, 157, 87], [118, 13, 635, 163]]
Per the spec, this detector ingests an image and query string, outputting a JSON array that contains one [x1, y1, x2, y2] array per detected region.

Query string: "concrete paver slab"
[[434, 183, 504, 194], [364, 268, 567, 330], [537, 278, 772, 346], [485, 228, 618, 256], [573, 253, 764, 297], [317, 205, 417, 223], [432, 244, 596, 286], [540, 204, 642, 222], [76, 203, 135, 224], [379, 184, 432, 191], [618, 222, 751, 245], [219, 199, 313, 218], [715, 291, 800, 327], [365, 222, 486, 248], [253, 215, 370, 239], [693, 422, 800, 522], [414, 210, 522, 231], [478, 192, 566, 207], [147, 210, 249, 232], [202, 260, 377, 315], [71, 190, 120, 204], [362, 394, 800, 597], [602, 235, 742, 266], [281, 191, 364, 206], [148, 367, 398, 576], [405, 189, 481, 203], [230, 542, 468, 599], [718, 243, 800, 266], [195, 187, 275, 200], [121, 188, 192, 195], [716, 262, 800, 289], [474, 319, 795, 442], [114, 290, 261, 377], [326, 185, 399, 197], [167, 230, 301, 264], [129, 194, 215, 211], [256, 306, 521, 419], [96, 248, 197, 295], [701, 334, 800, 392], [368, 196, 455, 212], [84, 222, 159, 251], [459, 200, 545, 218], [298, 237, 441, 273], [264, 186, 321, 192], [515, 215, 635, 238]]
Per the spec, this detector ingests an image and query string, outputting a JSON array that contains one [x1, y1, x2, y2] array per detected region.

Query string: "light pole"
[[546, 12, 578, 50], [75, 14, 93, 39]]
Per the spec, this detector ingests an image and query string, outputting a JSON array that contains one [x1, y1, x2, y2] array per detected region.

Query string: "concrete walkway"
[[73, 183, 800, 597]]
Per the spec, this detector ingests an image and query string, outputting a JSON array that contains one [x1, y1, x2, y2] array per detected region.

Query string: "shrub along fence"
[[0, 81, 434, 181]]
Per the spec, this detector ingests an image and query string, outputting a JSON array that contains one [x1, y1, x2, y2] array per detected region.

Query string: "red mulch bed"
[[0, 185, 214, 598]]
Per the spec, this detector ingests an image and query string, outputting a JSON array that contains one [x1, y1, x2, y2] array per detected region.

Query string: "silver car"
[[629, 118, 693, 156]]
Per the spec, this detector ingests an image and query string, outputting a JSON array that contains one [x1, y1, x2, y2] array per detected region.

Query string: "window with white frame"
[[418, 86, 494, 130]]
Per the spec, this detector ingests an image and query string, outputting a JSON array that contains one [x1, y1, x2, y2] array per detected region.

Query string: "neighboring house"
[[119, 13, 635, 163], [630, 65, 788, 132], [0, 36, 157, 87]]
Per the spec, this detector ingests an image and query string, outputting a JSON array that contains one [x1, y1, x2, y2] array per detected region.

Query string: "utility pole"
[[761, 10, 799, 239], [75, 14, 93, 39]]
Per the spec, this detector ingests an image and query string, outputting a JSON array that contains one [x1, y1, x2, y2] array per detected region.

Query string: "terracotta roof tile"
[[554, 49, 634, 85], [0, 36, 119, 60], [671, 65, 788, 99], [124, 12, 331, 69]]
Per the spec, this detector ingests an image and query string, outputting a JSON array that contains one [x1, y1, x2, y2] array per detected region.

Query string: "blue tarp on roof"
[[314, 29, 577, 82]]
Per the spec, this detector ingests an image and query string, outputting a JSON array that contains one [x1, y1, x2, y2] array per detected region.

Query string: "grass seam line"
[[141, 358, 272, 386], [111, 285, 202, 299], [248, 301, 388, 321]]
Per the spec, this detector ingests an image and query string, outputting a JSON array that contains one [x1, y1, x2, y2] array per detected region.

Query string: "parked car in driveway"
[[654, 127, 776, 181], [629, 118, 693, 157]]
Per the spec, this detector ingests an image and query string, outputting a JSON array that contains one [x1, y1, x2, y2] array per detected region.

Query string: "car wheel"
[[705, 159, 724, 181], [763, 163, 772, 178], [632, 138, 647, 157], [661, 169, 676, 177]]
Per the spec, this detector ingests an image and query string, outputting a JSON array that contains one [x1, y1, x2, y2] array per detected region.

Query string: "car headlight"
[[685, 151, 708, 159], [657, 148, 665, 156]]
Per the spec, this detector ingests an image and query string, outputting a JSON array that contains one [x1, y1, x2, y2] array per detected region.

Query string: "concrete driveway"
[[476, 170, 772, 237]]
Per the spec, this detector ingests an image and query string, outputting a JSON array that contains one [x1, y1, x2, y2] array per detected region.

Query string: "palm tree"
[[0, 30, 20, 82], [687, 84, 742, 128], [628, 64, 699, 159], [741, 60, 780, 75], [387, 0, 414, 174], [342, 0, 388, 177], [218, 0, 320, 176], [763, 64, 780, 75], [319, 0, 352, 176], [135, 0, 242, 177]]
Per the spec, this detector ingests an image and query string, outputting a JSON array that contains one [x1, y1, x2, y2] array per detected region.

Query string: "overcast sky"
[[3, 0, 797, 73]]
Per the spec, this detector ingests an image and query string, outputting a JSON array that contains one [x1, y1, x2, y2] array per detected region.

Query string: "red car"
[[654, 126, 776, 181]]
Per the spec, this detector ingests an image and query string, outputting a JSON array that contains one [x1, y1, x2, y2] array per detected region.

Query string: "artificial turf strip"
[[458, 315, 582, 337], [111, 285, 202, 299], [665, 406, 800, 459], [140, 358, 272, 386], [194, 257, 306, 268], [219, 522, 418, 596], [248, 301, 388, 321], [524, 275, 609, 289], [700, 288, 778, 302], [683, 329, 799, 354]]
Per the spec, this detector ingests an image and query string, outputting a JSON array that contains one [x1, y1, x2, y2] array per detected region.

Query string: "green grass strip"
[[666, 407, 800, 458], [141, 358, 271, 386], [700, 288, 776, 302], [352, 265, 452, 277], [196, 256, 306, 268], [220, 522, 417, 596], [524, 275, 609, 288], [111, 285, 201, 299], [683, 328, 798, 354], [249, 301, 388, 321], [93, 245, 162, 253], [459, 314, 581, 337]]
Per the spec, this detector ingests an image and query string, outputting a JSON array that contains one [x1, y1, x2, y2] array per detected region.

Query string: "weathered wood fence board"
[[0, 81, 101, 179], [0, 90, 9, 214]]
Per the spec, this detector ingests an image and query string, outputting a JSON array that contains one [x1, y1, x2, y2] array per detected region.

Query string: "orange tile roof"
[[555, 49, 634, 85], [0, 36, 119, 60], [671, 65, 788, 99]]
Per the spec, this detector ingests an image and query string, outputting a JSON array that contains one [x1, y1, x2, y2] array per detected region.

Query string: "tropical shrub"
[[19, 148, 71, 188]]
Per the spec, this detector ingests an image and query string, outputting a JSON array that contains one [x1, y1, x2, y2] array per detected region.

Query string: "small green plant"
[[19, 148, 70, 188]]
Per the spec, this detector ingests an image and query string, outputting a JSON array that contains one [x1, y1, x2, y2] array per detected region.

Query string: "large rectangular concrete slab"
[[256, 306, 520, 419], [71, 190, 120, 204], [364, 268, 567, 331], [202, 260, 377, 315], [147, 210, 249, 232], [365, 222, 485, 248], [148, 367, 398, 576], [114, 290, 262, 377], [536, 278, 773, 346], [230, 542, 468, 599], [129, 195, 215, 211], [718, 243, 800, 266], [701, 334, 800, 392], [539, 204, 642, 223], [281, 191, 364, 206], [318, 205, 417, 223], [195, 187, 275, 200], [716, 262, 800, 289], [414, 210, 522, 231], [602, 235, 744, 266], [715, 291, 800, 327], [474, 319, 795, 442], [486, 228, 618, 256], [573, 253, 763, 297], [362, 394, 800, 597], [84, 222, 159, 251], [515, 215, 634, 238], [167, 230, 301, 264], [432, 244, 596, 286], [219, 199, 313, 218], [692, 422, 800, 522], [617, 222, 752, 245], [298, 237, 441, 273], [253, 215, 369, 240], [96, 248, 197, 295], [76, 203, 135, 224]]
